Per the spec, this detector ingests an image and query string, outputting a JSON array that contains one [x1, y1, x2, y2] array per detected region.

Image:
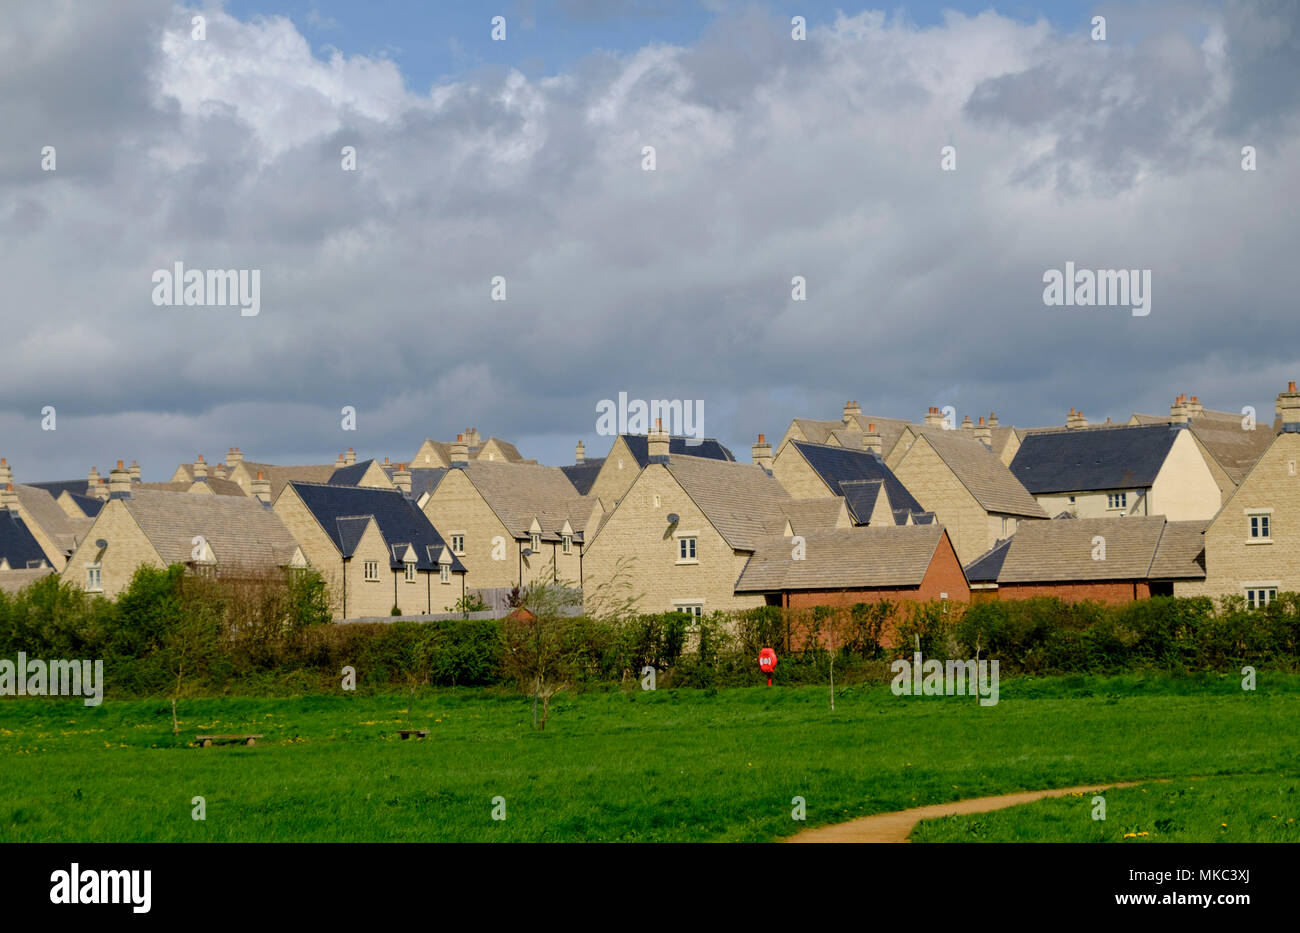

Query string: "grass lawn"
[[1, 671, 1297, 842]]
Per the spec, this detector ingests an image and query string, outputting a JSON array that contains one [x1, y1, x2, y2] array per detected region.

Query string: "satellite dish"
[[667, 513, 680, 524], [95, 539, 108, 549], [521, 548, 534, 557]]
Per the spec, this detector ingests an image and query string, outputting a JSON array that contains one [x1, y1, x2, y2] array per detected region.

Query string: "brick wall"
[[996, 580, 1150, 605]]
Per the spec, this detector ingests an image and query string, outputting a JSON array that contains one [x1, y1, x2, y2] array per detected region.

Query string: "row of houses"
[[2, 385, 1298, 617]]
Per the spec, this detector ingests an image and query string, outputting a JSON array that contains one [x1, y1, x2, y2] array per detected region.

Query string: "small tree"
[[499, 569, 582, 730]]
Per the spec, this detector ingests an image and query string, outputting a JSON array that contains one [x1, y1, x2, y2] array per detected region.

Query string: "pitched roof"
[[790, 441, 923, 522], [0, 567, 55, 594], [1009, 424, 1179, 494], [792, 414, 914, 458], [241, 462, 338, 500], [736, 525, 950, 592], [460, 461, 595, 539], [27, 480, 89, 499], [963, 537, 1013, 583], [0, 509, 51, 569], [621, 434, 735, 466], [478, 438, 523, 461], [66, 493, 104, 517], [560, 459, 604, 495], [660, 456, 793, 551], [288, 482, 465, 573], [839, 479, 887, 524], [329, 460, 375, 486], [1132, 410, 1274, 485], [1148, 520, 1208, 580], [14, 484, 91, 554], [909, 430, 1048, 517], [776, 497, 849, 535], [992, 516, 1199, 583], [116, 489, 301, 569]]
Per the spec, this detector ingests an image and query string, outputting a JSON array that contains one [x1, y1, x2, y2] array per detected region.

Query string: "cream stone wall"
[[1150, 429, 1225, 520], [60, 501, 164, 598], [769, 443, 833, 498], [587, 437, 640, 505], [891, 437, 1000, 565], [583, 464, 765, 614], [1180, 432, 1300, 598]]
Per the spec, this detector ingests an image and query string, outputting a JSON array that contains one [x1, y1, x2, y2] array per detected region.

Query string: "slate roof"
[[406, 467, 447, 501], [986, 516, 1205, 584], [66, 493, 104, 518], [113, 489, 301, 569], [329, 460, 375, 486], [907, 430, 1048, 518], [839, 478, 888, 524], [0, 508, 51, 570], [288, 482, 465, 573], [622, 434, 735, 466], [560, 459, 604, 495], [1009, 424, 1179, 495], [736, 525, 951, 592], [791, 440, 924, 523], [790, 414, 914, 459], [460, 461, 595, 540], [963, 537, 1013, 583]]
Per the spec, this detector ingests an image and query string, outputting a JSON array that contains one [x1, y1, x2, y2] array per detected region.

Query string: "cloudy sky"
[[2, 0, 1297, 481]]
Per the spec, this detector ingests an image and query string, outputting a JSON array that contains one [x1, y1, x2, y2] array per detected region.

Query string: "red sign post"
[[758, 648, 778, 686]]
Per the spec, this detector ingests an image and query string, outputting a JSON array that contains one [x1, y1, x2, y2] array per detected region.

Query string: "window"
[[674, 603, 703, 617], [364, 560, 379, 581], [451, 534, 465, 555], [1107, 492, 1127, 510], [677, 536, 697, 563], [562, 534, 572, 554], [439, 565, 451, 584], [530, 532, 541, 552], [86, 565, 102, 592], [1001, 516, 1009, 536], [1246, 587, 1277, 609], [404, 563, 416, 582], [1246, 510, 1273, 543]]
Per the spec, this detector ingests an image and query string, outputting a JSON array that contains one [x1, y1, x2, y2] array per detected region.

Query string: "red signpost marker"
[[759, 648, 778, 686]]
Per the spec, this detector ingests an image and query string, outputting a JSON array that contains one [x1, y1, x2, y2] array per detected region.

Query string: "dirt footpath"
[[787, 781, 1145, 843]]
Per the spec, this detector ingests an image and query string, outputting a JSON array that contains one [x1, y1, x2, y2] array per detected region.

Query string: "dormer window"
[[531, 532, 541, 552], [562, 534, 572, 554]]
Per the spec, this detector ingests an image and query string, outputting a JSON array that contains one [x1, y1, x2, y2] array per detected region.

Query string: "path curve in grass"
[[787, 781, 1147, 843]]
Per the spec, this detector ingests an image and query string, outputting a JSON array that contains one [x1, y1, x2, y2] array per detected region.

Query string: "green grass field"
[[1, 672, 1297, 842]]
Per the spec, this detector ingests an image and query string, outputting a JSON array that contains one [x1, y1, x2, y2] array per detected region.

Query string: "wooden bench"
[[396, 729, 429, 740], [195, 734, 263, 747]]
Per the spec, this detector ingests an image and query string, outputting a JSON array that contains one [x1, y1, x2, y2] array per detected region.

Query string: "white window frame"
[[1107, 492, 1128, 511], [363, 560, 379, 581], [530, 532, 541, 552], [1243, 585, 1278, 609], [675, 533, 699, 565], [86, 564, 102, 593], [562, 534, 572, 554], [450, 533, 465, 556], [673, 602, 703, 618], [1245, 508, 1273, 544], [439, 564, 451, 584], [404, 563, 416, 583]]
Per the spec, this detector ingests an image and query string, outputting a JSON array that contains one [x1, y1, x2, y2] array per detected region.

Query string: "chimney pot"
[[251, 470, 272, 505], [752, 434, 773, 471]]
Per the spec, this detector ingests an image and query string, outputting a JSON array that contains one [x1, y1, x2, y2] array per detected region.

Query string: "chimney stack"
[[88, 467, 108, 500], [227, 447, 243, 467], [924, 407, 944, 428], [193, 455, 208, 482], [1186, 395, 1203, 418], [451, 434, 470, 468], [109, 460, 132, 499], [961, 414, 973, 430], [251, 470, 272, 505], [575, 440, 585, 464], [0, 484, 18, 511], [1278, 382, 1300, 433], [129, 461, 141, 482], [1170, 396, 1189, 430], [751, 433, 773, 471], [842, 400, 861, 425], [213, 462, 227, 480], [0, 458, 12, 489], [862, 424, 883, 457], [394, 463, 412, 497], [987, 412, 999, 428], [647, 418, 671, 464], [335, 452, 346, 468], [345, 447, 356, 466], [974, 416, 992, 448], [1066, 408, 1088, 429]]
